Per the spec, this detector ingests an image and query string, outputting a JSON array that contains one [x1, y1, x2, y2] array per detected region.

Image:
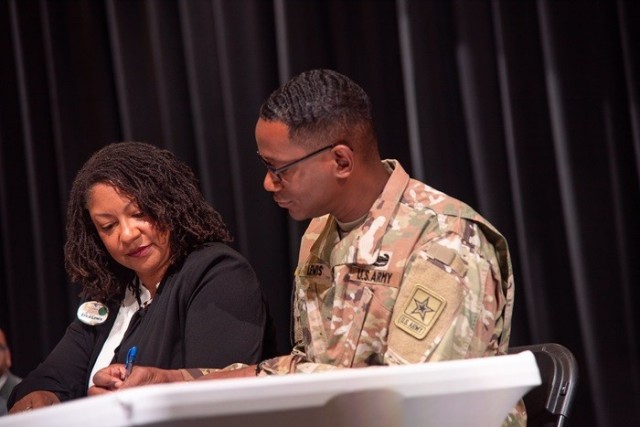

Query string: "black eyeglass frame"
[[257, 143, 337, 182]]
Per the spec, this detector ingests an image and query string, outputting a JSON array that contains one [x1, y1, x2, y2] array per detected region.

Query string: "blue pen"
[[124, 346, 137, 380]]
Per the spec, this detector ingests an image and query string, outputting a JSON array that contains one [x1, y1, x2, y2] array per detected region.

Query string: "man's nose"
[[263, 171, 282, 192]]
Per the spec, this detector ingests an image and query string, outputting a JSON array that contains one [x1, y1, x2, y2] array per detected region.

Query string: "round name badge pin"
[[77, 301, 109, 325]]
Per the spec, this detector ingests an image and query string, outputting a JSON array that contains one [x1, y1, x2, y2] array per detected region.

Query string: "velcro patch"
[[387, 257, 464, 363], [348, 264, 403, 287], [299, 263, 326, 277], [394, 285, 446, 339]]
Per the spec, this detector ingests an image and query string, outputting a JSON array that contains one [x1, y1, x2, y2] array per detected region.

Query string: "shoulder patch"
[[387, 257, 464, 363], [394, 285, 446, 339]]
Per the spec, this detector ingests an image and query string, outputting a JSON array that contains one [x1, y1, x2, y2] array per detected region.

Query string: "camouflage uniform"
[[259, 160, 526, 426]]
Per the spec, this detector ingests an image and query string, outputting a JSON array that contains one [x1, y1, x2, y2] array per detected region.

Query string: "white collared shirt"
[[0, 372, 7, 390], [87, 282, 153, 388]]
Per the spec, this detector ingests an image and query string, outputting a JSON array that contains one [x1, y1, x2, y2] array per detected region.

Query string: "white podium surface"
[[1, 351, 540, 427]]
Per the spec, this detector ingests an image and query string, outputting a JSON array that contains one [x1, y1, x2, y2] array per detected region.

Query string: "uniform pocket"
[[337, 274, 400, 367]]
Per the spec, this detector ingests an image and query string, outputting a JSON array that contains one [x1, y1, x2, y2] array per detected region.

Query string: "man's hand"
[[88, 364, 183, 396], [9, 390, 60, 413]]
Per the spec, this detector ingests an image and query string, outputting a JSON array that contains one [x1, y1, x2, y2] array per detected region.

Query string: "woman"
[[9, 142, 268, 412]]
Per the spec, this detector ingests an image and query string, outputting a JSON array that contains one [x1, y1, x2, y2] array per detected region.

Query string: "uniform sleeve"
[[256, 297, 342, 375], [257, 346, 342, 375], [384, 225, 509, 365], [8, 318, 102, 407], [182, 246, 266, 368]]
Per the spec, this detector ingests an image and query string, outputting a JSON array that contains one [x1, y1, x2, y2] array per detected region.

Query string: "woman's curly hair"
[[64, 141, 231, 304]]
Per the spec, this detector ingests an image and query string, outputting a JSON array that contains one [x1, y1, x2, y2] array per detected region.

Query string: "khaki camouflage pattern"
[[259, 160, 526, 426]]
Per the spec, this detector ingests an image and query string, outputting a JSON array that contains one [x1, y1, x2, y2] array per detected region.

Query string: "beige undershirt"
[[336, 213, 368, 239]]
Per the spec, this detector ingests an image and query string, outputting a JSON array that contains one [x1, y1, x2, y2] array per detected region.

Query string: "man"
[[252, 69, 523, 426], [0, 328, 22, 414], [254, 69, 517, 367], [92, 69, 525, 425]]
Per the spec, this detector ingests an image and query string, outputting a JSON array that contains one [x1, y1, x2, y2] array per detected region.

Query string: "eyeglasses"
[[257, 143, 336, 183]]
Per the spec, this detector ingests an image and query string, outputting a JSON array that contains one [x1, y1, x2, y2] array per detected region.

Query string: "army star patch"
[[394, 285, 446, 339]]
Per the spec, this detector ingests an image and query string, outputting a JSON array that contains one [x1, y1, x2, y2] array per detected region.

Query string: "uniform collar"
[[310, 160, 410, 266]]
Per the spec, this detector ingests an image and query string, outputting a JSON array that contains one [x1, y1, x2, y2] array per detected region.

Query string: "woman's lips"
[[127, 245, 150, 257]]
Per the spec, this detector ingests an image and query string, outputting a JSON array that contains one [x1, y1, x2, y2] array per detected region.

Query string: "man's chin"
[[286, 208, 311, 222], [288, 211, 305, 221]]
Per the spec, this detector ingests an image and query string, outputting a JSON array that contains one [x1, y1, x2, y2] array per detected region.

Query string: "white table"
[[1, 351, 540, 427]]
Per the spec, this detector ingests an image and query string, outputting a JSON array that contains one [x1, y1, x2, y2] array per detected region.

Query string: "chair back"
[[508, 343, 578, 427]]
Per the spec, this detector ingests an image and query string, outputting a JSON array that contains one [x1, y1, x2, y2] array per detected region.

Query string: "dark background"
[[1, 1, 639, 425]]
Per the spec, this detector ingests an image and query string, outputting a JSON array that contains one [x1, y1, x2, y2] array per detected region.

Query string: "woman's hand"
[[88, 363, 127, 395], [88, 364, 183, 396], [9, 390, 60, 413]]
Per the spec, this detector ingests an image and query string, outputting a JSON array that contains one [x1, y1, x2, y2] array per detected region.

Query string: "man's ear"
[[332, 144, 354, 178]]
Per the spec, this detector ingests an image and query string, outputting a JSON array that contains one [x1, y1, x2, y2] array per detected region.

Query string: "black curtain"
[[1, 1, 638, 425]]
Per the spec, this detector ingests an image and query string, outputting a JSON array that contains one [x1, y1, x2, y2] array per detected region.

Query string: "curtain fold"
[[1, 0, 638, 424]]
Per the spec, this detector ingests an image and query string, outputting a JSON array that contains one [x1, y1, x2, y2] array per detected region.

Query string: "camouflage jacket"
[[259, 160, 525, 426]]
